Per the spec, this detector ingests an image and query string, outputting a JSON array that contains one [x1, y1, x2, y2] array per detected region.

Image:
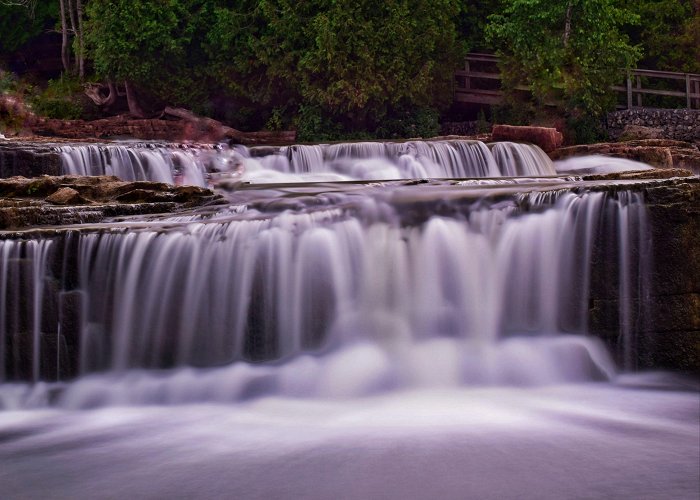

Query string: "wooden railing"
[[455, 53, 700, 110], [612, 69, 700, 109]]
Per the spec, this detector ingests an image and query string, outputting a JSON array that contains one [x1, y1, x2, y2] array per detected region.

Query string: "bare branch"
[[0, 1, 37, 17]]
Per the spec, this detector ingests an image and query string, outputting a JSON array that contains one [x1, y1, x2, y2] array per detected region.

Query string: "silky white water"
[[2, 143, 697, 499], [58, 139, 559, 184]]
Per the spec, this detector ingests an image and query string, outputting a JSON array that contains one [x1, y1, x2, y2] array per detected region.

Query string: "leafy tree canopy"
[[486, 0, 641, 117], [622, 0, 700, 73], [207, 0, 464, 131]]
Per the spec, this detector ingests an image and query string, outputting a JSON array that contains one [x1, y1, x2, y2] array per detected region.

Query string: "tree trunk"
[[124, 81, 147, 118], [67, 0, 78, 75], [76, 0, 85, 79], [58, 0, 70, 72], [84, 81, 117, 108], [563, 1, 573, 47]]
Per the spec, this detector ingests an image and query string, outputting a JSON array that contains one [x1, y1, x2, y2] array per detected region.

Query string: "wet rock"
[[588, 177, 700, 371], [551, 139, 700, 174], [46, 187, 85, 205], [581, 168, 694, 181], [491, 125, 563, 152], [0, 175, 224, 229]]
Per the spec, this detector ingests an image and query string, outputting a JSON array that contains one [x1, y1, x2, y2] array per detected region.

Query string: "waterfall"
[[0, 239, 53, 383], [0, 183, 649, 406], [57, 140, 556, 185], [57, 143, 210, 187]]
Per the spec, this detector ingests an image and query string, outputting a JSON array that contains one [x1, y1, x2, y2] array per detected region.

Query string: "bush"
[[491, 103, 534, 126], [565, 114, 608, 145], [0, 70, 18, 94], [375, 107, 440, 139], [29, 77, 84, 120]]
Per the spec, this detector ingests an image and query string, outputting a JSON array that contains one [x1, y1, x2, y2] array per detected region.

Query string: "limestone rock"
[[0, 175, 225, 229], [550, 139, 700, 174], [46, 187, 85, 205], [491, 125, 563, 152]]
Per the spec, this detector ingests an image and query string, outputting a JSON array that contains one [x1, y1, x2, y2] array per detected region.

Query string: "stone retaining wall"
[[607, 109, 700, 142]]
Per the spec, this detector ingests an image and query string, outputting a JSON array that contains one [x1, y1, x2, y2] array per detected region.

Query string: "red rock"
[[491, 125, 564, 152]]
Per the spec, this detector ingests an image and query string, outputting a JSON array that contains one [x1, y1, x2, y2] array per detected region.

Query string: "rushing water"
[[58, 139, 558, 184], [1, 141, 697, 499]]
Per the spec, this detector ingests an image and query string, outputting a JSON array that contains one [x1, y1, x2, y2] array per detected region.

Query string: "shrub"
[[29, 77, 84, 120]]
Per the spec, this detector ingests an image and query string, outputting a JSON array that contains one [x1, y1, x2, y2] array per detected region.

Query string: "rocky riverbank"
[[550, 139, 700, 175], [0, 174, 224, 230]]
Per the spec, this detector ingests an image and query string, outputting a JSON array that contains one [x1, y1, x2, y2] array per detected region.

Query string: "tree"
[[207, 0, 464, 132], [622, 0, 700, 73], [486, 0, 641, 117], [85, 0, 214, 116]]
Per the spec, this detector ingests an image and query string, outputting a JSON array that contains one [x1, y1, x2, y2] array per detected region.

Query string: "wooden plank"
[[630, 69, 700, 80], [457, 53, 700, 108], [455, 70, 502, 80], [455, 88, 503, 97], [454, 93, 503, 105]]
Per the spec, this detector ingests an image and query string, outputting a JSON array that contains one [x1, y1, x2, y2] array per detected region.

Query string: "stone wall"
[[607, 109, 700, 142]]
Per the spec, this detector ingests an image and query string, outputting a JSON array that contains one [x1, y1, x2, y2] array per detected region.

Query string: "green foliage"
[[565, 114, 608, 144], [458, 0, 503, 51], [0, 70, 19, 94], [207, 0, 464, 135], [375, 107, 440, 139], [295, 105, 343, 142], [265, 107, 286, 131], [476, 108, 490, 133], [622, 0, 700, 73], [29, 76, 83, 119], [85, 0, 214, 109], [486, 0, 641, 118], [491, 102, 535, 126]]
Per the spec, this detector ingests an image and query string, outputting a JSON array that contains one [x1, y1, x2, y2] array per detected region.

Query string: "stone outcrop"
[[0, 175, 225, 229], [607, 108, 700, 143], [491, 125, 563, 152], [550, 139, 700, 174]]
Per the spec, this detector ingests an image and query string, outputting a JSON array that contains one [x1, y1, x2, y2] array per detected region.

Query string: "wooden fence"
[[455, 53, 700, 110]]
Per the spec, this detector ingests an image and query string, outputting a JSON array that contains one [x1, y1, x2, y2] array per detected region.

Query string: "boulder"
[[491, 125, 563, 152], [46, 187, 85, 205]]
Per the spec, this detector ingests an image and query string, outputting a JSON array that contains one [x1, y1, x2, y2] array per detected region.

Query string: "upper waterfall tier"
[[57, 140, 557, 185]]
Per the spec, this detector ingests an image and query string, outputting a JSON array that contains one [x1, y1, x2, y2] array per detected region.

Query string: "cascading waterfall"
[[58, 140, 557, 185], [1, 141, 697, 500], [57, 143, 210, 186], [0, 183, 649, 407]]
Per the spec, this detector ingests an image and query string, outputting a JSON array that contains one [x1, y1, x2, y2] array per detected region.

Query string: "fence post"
[[686, 74, 692, 109], [636, 75, 642, 107], [626, 72, 633, 109]]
